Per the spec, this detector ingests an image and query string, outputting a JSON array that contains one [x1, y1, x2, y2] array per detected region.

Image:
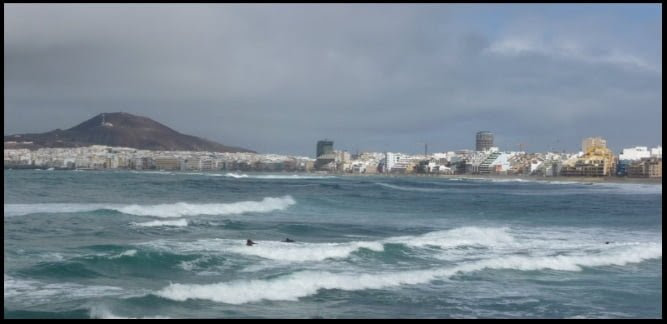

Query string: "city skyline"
[[3, 110, 660, 157], [4, 4, 662, 156]]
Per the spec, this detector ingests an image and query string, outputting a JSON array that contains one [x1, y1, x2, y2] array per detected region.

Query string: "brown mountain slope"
[[4, 112, 255, 153]]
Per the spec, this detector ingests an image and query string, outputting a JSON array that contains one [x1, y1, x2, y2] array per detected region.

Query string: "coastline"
[[331, 172, 663, 185], [5, 167, 661, 185]]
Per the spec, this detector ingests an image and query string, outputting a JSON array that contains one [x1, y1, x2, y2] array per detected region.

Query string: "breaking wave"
[[4, 275, 126, 308], [4, 204, 108, 217], [227, 241, 385, 262], [108, 250, 138, 259], [384, 227, 515, 249], [131, 219, 189, 227], [225, 173, 249, 178], [224, 173, 336, 180], [139, 238, 384, 262], [4, 196, 296, 218], [229, 227, 512, 262], [138, 226, 593, 264], [114, 196, 296, 217], [154, 242, 661, 305]]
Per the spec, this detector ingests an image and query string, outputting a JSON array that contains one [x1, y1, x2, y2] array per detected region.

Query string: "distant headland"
[[3, 112, 254, 153]]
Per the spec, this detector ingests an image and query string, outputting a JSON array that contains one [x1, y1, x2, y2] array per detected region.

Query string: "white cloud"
[[486, 36, 659, 73]]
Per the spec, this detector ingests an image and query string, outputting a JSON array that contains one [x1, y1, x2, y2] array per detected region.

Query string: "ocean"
[[3, 170, 662, 318]]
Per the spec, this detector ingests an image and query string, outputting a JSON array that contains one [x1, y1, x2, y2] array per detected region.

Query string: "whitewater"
[[4, 170, 662, 318]]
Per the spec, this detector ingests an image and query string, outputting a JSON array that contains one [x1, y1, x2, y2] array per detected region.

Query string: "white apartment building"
[[650, 146, 662, 158], [619, 146, 651, 161]]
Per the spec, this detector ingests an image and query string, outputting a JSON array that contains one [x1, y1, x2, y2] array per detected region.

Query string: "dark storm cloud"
[[4, 4, 662, 156]]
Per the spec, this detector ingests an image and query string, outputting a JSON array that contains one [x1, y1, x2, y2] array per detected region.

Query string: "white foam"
[[108, 250, 138, 259], [137, 226, 555, 263], [132, 219, 189, 227], [4, 275, 125, 307], [255, 174, 337, 179], [42, 252, 66, 262], [4, 196, 296, 218], [541, 180, 582, 185], [465, 177, 529, 183], [455, 242, 662, 273], [224, 173, 336, 179], [89, 305, 170, 319], [179, 256, 212, 272], [115, 196, 296, 218], [141, 238, 384, 262], [137, 226, 660, 270], [4, 203, 108, 217], [154, 242, 661, 304], [131, 170, 174, 175], [225, 172, 249, 178], [384, 227, 515, 249], [228, 241, 384, 262]]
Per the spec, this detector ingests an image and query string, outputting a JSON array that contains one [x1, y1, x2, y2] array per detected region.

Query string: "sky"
[[4, 4, 662, 156]]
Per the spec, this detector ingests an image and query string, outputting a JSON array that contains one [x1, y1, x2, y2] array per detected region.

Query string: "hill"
[[4, 112, 255, 153]]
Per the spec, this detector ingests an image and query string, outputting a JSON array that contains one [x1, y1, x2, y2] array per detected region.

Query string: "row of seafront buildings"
[[3, 145, 315, 172], [3, 132, 662, 178], [313, 133, 662, 178]]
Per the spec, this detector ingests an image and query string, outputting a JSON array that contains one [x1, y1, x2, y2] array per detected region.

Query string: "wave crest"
[[154, 242, 661, 304], [229, 241, 384, 262], [132, 219, 189, 227], [4, 196, 296, 218], [385, 226, 515, 248], [116, 196, 296, 217], [225, 173, 335, 179]]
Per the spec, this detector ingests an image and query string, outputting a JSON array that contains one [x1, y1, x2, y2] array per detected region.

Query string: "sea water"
[[3, 170, 662, 318]]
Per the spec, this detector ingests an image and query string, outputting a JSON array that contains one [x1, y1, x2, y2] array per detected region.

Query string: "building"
[[154, 157, 181, 170], [617, 146, 651, 176], [582, 137, 606, 153], [476, 131, 494, 152], [315, 140, 336, 170], [561, 137, 615, 177], [478, 151, 502, 174], [384, 152, 402, 173], [201, 159, 215, 171], [651, 146, 662, 158], [184, 158, 201, 170], [627, 157, 662, 178], [316, 140, 334, 158], [619, 146, 651, 161]]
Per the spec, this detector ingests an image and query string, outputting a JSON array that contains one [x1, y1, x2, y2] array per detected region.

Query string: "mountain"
[[4, 112, 255, 153]]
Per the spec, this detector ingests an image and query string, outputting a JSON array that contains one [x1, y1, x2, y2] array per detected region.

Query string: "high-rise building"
[[475, 131, 494, 151], [582, 137, 606, 153], [315, 140, 335, 170], [316, 140, 334, 158]]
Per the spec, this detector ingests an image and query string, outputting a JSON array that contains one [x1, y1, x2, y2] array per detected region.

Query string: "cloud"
[[486, 36, 659, 72], [4, 4, 662, 155]]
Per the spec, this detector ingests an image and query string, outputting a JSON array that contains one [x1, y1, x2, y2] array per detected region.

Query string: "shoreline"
[[5, 167, 662, 185], [333, 172, 663, 185]]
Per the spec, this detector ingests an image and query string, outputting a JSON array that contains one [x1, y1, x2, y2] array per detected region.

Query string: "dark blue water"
[[4, 170, 662, 318]]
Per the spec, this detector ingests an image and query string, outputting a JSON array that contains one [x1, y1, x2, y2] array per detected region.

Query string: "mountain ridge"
[[4, 112, 255, 153]]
